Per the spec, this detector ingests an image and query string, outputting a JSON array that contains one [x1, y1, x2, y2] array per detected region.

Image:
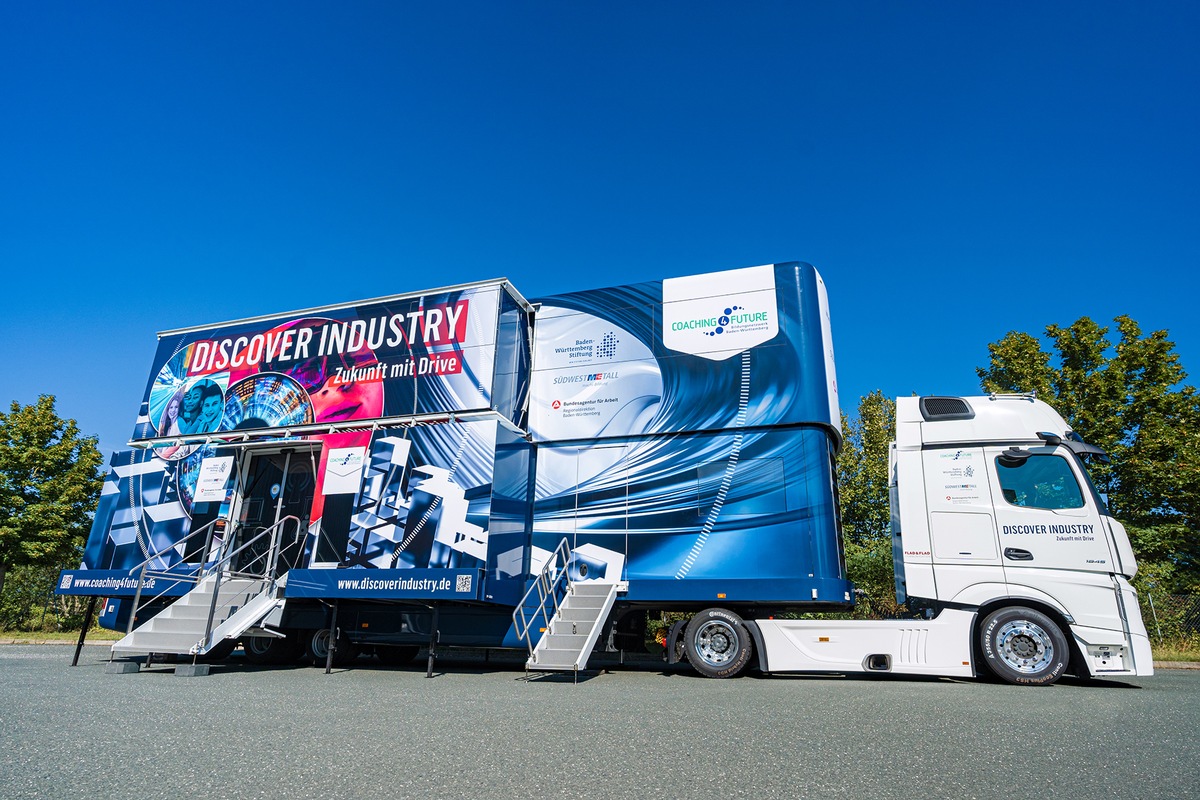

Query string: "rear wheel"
[[243, 634, 304, 665], [979, 606, 1069, 686], [305, 628, 360, 667], [684, 608, 753, 679]]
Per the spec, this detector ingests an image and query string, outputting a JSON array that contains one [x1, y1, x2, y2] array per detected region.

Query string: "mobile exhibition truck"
[[57, 261, 1154, 685]]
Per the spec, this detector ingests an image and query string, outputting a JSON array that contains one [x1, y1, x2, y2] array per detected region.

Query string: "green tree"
[[837, 391, 901, 616], [978, 316, 1200, 591], [838, 390, 895, 545], [0, 396, 104, 598]]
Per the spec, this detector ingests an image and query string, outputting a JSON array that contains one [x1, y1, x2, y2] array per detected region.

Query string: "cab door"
[[984, 445, 1114, 574], [984, 445, 1130, 634]]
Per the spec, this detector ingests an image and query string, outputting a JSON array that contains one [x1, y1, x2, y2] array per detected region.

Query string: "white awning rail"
[[128, 409, 528, 450]]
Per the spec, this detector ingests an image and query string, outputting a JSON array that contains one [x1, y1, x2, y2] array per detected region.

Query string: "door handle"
[[1004, 547, 1034, 561]]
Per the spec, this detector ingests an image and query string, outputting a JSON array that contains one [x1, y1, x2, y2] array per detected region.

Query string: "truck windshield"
[[1062, 432, 1111, 514], [1071, 450, 1111, 516]]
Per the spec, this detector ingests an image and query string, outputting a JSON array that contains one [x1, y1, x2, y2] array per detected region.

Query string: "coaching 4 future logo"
[[661, 265, 779, 361]]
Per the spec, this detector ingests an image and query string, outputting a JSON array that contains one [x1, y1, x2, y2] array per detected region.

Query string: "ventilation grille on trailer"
[[919, 396, 975, 421]]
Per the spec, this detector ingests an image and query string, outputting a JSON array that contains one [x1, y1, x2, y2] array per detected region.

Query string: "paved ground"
[[3, 644, 1197, 800]]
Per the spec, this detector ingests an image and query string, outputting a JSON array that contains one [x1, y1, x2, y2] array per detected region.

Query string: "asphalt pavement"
[[2, 644, 1197, 800]]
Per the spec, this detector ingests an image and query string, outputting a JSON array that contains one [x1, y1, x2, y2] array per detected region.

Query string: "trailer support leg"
[[325, 601, 339, 675], [71, 596, 98, 667], [426, 604, 439, 679]]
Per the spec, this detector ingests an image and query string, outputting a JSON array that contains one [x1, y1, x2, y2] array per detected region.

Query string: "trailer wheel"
[[684, 608, 753, 678], [979, 606, 1069, 686], [375, 645, 420, 666], [306, 628, 359, 667], [243, 634, 304, 665]]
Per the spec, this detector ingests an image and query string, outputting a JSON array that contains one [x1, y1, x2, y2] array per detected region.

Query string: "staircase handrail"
[[123, 514, 302, 647], [125, 518, 226, 636], [512, 538, 572, 657], [198, 515, 302, 654], [125, 517, 224, 577]]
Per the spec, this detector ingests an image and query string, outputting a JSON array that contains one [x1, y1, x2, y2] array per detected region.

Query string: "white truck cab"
[[754, 394, 1153, 685]]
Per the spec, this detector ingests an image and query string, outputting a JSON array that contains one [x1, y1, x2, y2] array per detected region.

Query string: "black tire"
[[375, 645, 420, 666], [979, 606, 1069, 686], [684, 607, 753, 678], [305, 628, 360, 667], [243, 634, 304, 665]]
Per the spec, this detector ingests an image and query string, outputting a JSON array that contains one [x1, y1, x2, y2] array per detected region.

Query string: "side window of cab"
[[995, 454, 1084, 510]]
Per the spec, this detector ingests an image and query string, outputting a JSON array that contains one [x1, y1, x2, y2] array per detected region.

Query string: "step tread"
[[538, 636, 590, 649], [113, 632, 203, 654], [570, 583, 614, 595]]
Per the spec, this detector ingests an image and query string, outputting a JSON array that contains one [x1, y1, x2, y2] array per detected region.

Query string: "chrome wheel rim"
[[996, 620, 1054, 673], [694, 620, 738, 667]]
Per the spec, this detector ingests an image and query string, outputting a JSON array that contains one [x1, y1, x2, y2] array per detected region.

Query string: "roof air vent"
[[919, 396, 975, 421]]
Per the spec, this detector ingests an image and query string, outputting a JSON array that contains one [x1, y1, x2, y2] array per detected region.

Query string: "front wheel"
[[979, 606, 1069, 686], [684, 608, 753, 678]]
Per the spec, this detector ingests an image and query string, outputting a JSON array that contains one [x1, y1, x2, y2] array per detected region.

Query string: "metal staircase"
[[513, 539, 620, 674], [112, 515, 301, 658]]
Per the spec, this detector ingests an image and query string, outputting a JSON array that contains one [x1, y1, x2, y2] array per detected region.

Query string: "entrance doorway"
[[228, 448, 317, 577]]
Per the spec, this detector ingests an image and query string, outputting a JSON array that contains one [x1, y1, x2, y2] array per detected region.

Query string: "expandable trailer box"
[[60, 263, 852, 652]]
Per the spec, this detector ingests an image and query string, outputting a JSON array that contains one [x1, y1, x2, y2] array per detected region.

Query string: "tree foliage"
[[838, 390, 895, 546], [978, 315, 1200, 591], [837, 391, 901, 616], [0, 396, 104, 598]]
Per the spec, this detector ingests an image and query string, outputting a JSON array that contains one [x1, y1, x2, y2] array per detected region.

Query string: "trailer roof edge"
[[157, 277, 531, 338]]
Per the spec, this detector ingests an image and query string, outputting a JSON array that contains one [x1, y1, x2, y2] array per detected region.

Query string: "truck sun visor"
[[1064, 432, 1110, 462]]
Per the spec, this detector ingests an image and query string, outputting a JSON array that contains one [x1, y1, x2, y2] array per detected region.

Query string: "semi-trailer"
[[58, 261, 1153, 685]]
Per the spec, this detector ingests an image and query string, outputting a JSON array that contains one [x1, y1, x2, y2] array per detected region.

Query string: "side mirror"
[[1036, 431, 1063, 446]]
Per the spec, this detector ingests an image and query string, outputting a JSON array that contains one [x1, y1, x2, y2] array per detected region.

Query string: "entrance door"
[[571, 444, 629, 582], [229, 449, 316, 577]]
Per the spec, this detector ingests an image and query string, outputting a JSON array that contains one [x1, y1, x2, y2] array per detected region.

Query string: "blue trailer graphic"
[[59, 263, 854, 672]]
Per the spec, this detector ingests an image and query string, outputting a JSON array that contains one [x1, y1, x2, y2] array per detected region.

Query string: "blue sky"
[[1, 3, 1197, 457]]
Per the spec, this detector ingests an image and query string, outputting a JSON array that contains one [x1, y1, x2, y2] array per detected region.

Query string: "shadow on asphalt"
[[100, 648, 1145, 689]]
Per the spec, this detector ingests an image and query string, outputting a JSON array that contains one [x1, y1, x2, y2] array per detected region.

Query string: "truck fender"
[[948, 582, 1073, 622], [665, 619, 689, 665], [741, 620, 770, 674]]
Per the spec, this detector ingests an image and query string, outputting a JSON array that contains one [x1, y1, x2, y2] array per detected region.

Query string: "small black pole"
[[325, 600, 339, 675], [71, 596, 99, 667], [426, 603, 440, 679]]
